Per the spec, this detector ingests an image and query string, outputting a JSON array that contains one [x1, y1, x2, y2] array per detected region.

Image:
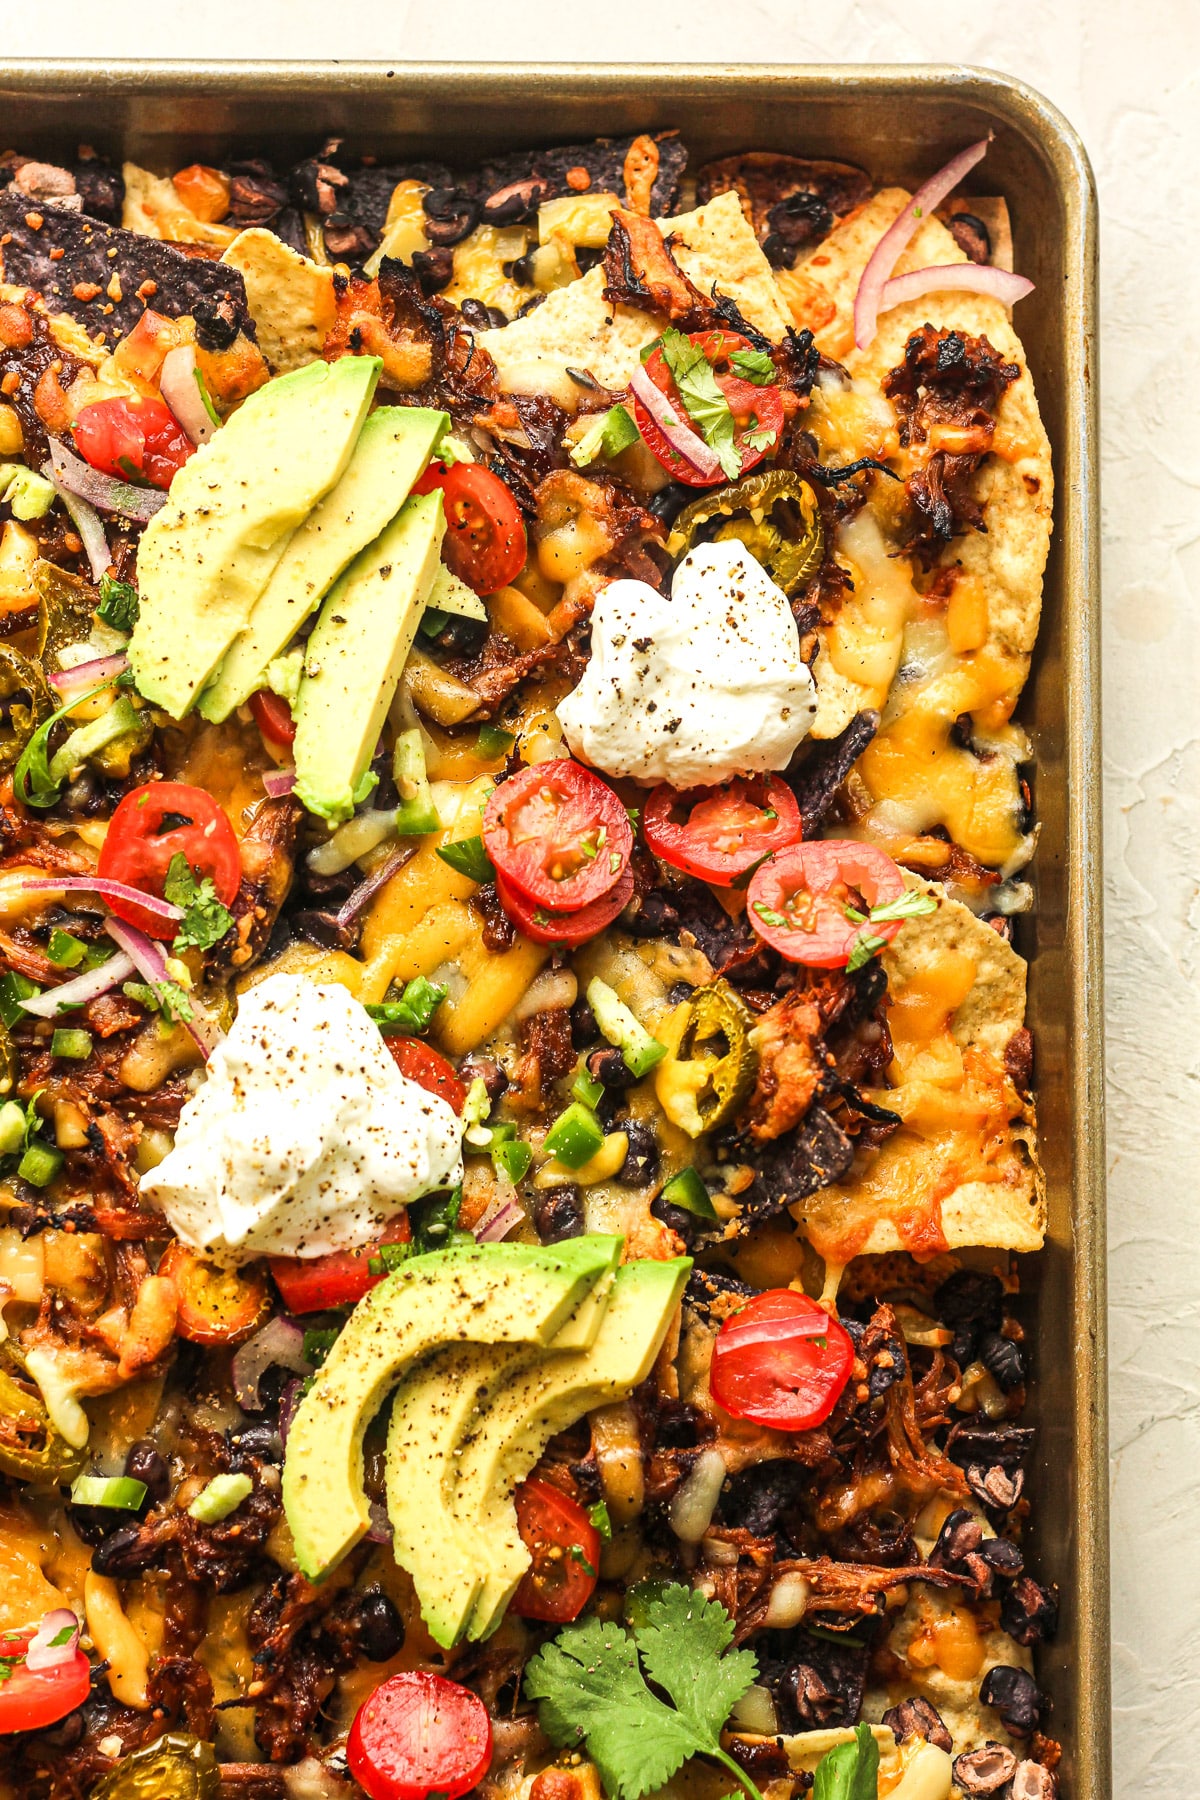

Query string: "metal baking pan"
[[0, 58, 1107, 1797]]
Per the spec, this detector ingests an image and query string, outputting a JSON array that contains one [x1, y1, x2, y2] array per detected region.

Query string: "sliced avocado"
[[426, 561, 488, 622], [197, 405, 449, 722], [454, 1255, 691, 1639], [130, 356, 380, 718], [293, 489, 444, 824], [384, 1254, 620, 1648], [281, 1237, 622, 1583]]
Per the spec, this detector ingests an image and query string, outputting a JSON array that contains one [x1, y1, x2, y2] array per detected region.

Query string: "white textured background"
[[6, 3, 1200, 1791]]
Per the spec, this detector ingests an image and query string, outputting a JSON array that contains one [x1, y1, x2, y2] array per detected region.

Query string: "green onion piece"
[[70, 1474, 148, 1511], [18, 1142, 64, 1187], [187, 1472, 253, 1524], [393, 728, 441, 837], [0, 1100, 27, 1157], [436, 835, 495, 885], [46, 929, 87, 969], [0, 971, 39, 1028], [571, 1065, 605, 1110], [477, 723, 516, 759], [542, 1102, 605, 1170], [586, 977, 667, 1079], [50, 1028, 92, 1061], [659, 1166, 717, 1220], [492, 1138, 532, 1185]]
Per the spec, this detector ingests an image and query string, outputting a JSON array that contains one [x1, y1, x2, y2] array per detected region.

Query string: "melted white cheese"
[[140, 973, 462, 1263], [556, 541, 817, 787]]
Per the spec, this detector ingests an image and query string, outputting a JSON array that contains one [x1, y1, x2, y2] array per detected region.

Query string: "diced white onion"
[[669, 1447, 727, 1544], [763, 1569, 813, 1630]]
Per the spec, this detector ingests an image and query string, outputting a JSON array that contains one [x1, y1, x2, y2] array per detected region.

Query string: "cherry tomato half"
[[158, 1241, 271, 1346], [269, 1215, 413, 1315], [483, 759, 632, 912], [348, 1670, 492, 1800], [385, 1037, 468, 1114], [73, 396, 193, 489], [709, 1289, 855, 1431], [632, 330, 784, 488], [249, 688, 296, 749], [511, 1478, 601, 1623], [97, 780, 243, 940], [0, 1630, 91, 1736], [643, 775, 802, 887], [746, 840, 907, 968], [413, 461, 526, 596], [495, 863, 634, 947]]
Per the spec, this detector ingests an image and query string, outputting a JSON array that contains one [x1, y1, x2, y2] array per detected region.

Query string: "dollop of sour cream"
[[140, 973, 462, 1263], [556, 541, 817, 787]]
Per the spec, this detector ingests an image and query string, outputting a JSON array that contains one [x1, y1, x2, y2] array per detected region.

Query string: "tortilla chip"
[[479, 132, 688, 218], [221, 229, 336, 374], [121, 162, 239, 251], [479, 190, 791, 406], [864, 1586, 1033, 1755], [729, 1726, 898, 1779], [0, 191, 253, 347], [794, 883, 1044, 1265]]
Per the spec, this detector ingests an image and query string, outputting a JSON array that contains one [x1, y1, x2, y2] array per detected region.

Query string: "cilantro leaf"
[[164, 853, 235, 954], [846, 931, 888, 973], [865, 888, 939, 925], [656, 329, 742, 480], [96, 573, 140, 633], [436, 835, 495, 884], [730, 348, 777, 385], [812, 1723, 880, 1800], [570, 403, 640, 468], [122, 978, 194, 1024], [366, 976, 446, 1037], [633, 1583, 759, 1750], [740, 427, 777, 454]]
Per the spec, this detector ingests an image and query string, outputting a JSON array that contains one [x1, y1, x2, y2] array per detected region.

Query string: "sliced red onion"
[[159, 344, 216, 446], [25, 1608, 81, 1671], [232, 1315, 312, 1411], [474, 1197, 525, 1244], [104, 916, 217, 1061], [48, 652, 129, 695], [853, 137, 992, 351], [47, 437, 166, 523], [42, 459, 110, 581], [262, 767, 297, 798], [879, 264, 1034, 313], [628, 363, 720, 479], [335, 846, 411, 931], [366, 1499, 393, 1544], [278, 1375, 306, 1448], [20, 875, 182, 924], [20, 951, 135, 1018]]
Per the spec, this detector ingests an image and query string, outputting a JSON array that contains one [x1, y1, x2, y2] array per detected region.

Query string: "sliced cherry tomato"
[[97, 780, 242, 940], [385, 1037, 468, 1114], [158, 1241, 271, 1346], [348, 1670, 492, 1800], [249, 688, 296, 748], [73, 396, 193, 489], [413, 461, 526, 595], [269, 1215, 413, 1314], [746, 840, 907, 968], [483, 759, 632, 912], [495, 863, 634, 947], [643, 775, 802, 887], [0, 1629, 91, 1735], [511, 1477, 601, 1623], [632, 330, 785, 488], [709, 1289, 855, 1431]]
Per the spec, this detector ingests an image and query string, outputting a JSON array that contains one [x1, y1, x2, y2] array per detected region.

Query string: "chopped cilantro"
[[122, 979, 194, 1024], [846, 931, 889, 973], [589, 1500, 612, 1541], [366, 976, 447, 1037], [436, 835, 495, 885], [164, 853, 234, 955], [96, 574, 140, 633], [862, 888, 939, 925], [302, 1326, 340, 1366], [752, 901, 788, 930], [729, 348, 777, 385]]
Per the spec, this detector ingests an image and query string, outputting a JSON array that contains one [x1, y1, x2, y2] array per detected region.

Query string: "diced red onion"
[[262, 767, 297, 798], [879, 264, 1034, 312], [159, 344, 216, 446], [232, 1315, 312, 1411], [20, 875, 182, 924], [853, 137, 992, 350], [46, 437, 166, 523], [42, 459, 110, 581], [25, 1608, 81, 1671], [474, 1197, 525, 1244], [48, 652, 129, 695], [20, 951, 135, 1018], [335, 846, 411, 931], [104, 915, 218, 1061], [628, 363, 721, 479], [366, 1499, 393, 1544]]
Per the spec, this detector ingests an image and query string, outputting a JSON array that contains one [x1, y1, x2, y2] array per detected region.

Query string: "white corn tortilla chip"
[[221, 229, 338, 375]]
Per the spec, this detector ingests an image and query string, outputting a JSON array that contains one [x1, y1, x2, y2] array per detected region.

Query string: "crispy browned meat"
[[0, 291, 90, 461], [745, 987, 827, 1142], [602, 209, 712, 324], [696, 152, 872, 264], [510, 1006, 575, 1114], [212, 797, 299, 973]]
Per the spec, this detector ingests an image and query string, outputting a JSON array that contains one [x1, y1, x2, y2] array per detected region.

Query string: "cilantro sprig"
[[524, 1583, 763, 1800], [164, 853, 234, 955]]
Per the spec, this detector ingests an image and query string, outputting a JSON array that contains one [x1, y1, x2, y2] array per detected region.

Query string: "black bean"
[[880, 1696, 952, 1752], [533, 1185, 584, 1242], [421, 187, 479, 246], [570, 997, 598, 1048], [967, 1462, 1025, 1512], [66, 1505, 125, 1547], [411, 246, 455, 294], [979, 1329, 1026, 1391], [90, 1524, 158, 1577], [357, 1587, 405, 1661], [616, 1119, 660, 1187], [980, 1535, 1024, 1580], [978, 1665, 1043, 1737], [586, 1045, 635, 1090], [929, 1507, 984, 1570], [1000, 1574, 1059, 1646], [227, 1422, 282, 1467], [125, 1439, 169, 1503], [952, 1744, 1018, 1795], [458, 1055, 507, 1103], [650, 1193, 697, 1245], [459, 297, 493, 330], [1010, 1761, 1058, 1800], [481, 179, 549, 225]]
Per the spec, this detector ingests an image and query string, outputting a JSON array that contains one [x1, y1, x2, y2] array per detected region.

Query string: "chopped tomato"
[[746, 840, 907, 967], [249, 688, 296, 748], [495, 862, 634, 946], [73, 395, 193, 489], [0, 1629, 91, 1735], [483, 759, 632, 911], [171, 163, 232, 223], [643, 775, 802, 887], [159, 1241, 271, 1346], [709, 1289, 855, 1431], [413, 461, 526, 595], [269, 1215, 413, 1315], [97, 780, 242, 940], [385, 1037, 467, 1113], [632, 329, 784, 488], [348, 1670, 492, 1800], [511, 1478, 601, 1623]]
